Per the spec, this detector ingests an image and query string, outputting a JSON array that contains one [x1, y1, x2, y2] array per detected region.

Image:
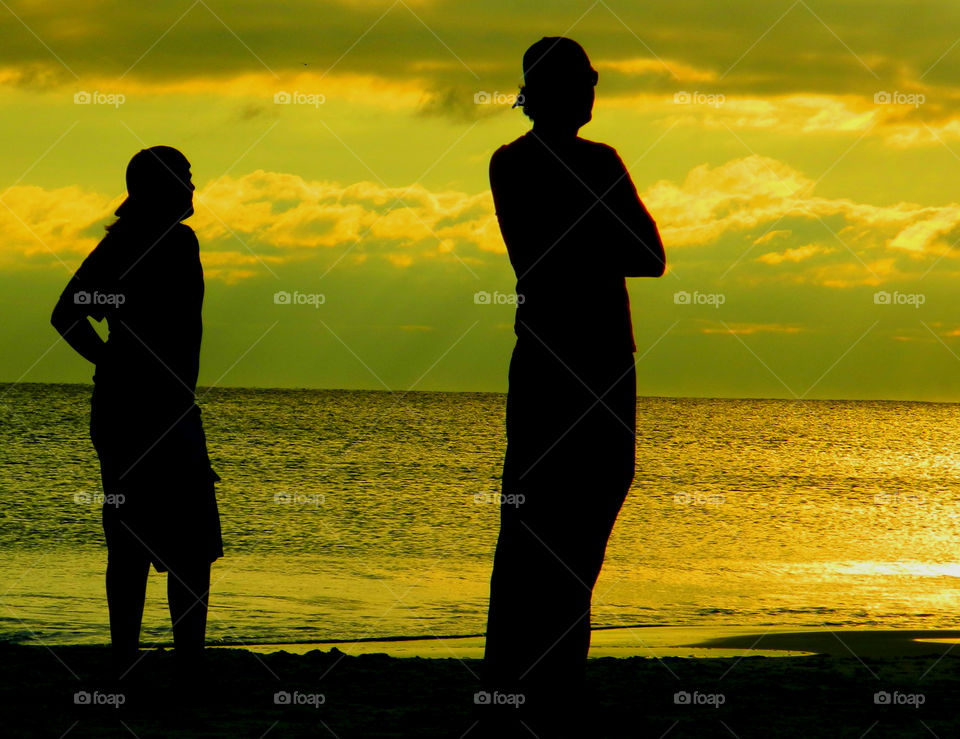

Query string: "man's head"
[[517, 37, 598, 131]]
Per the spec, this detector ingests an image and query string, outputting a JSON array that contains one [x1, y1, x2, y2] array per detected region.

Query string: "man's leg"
[[167, 560, 210, 656]]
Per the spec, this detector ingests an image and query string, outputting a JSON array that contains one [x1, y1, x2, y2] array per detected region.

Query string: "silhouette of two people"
[[51, 146, 222, 678], [481, 37, 665, 736], [48, 34, 665, 734]]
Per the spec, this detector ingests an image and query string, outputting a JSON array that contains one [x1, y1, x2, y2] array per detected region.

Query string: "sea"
[[2, 383, 960, 648]]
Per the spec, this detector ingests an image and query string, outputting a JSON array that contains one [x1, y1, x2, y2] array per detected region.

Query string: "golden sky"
[[4, 0, 960, 398]]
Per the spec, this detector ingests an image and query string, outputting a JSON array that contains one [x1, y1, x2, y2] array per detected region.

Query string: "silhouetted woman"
[[51, 146, 221, 676], [482, 38, 665, 736]]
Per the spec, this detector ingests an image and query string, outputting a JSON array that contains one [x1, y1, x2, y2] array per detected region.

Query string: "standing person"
[[51, 146, 222, 678], [481, 37, 665, 736]]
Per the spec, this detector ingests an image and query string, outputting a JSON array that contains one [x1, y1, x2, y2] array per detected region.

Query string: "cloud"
[[642, 155, 814, 248], [758, 244, 833, 265], [0, 184, 116, 270], [888, 206, 960, 252], [5, 152, 960, 287], [701, 323, 808, 335], [594, 57, 716, 83], [4, 0, 960, 136], [193, 170, 503, 276], [641, 154, 960, 284], [0, 170, 502, 280]]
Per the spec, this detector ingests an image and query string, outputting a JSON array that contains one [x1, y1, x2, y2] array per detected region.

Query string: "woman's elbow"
[[50, 303, 76, 334]]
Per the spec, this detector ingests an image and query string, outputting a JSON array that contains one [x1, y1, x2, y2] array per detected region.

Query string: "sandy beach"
[[6, 627, 960, 737]]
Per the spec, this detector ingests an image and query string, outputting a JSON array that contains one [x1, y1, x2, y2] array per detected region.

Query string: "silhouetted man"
[[51, 146, 221, 681], [482, 37, 665, 736]]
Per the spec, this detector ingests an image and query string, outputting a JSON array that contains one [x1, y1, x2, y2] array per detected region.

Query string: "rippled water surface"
[[2, 383, 960, 646]]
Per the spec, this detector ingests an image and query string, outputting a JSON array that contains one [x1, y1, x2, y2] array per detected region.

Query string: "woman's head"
[[114, 146, 194, 225], [517, 37, 597, 131]]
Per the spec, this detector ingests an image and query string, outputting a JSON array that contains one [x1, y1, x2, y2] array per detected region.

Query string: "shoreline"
[[14, 625, 960, 659], [212, 625, 960, 658]]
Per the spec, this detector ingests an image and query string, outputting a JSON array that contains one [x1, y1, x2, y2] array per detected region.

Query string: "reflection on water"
[[2, 384, 960, 645]]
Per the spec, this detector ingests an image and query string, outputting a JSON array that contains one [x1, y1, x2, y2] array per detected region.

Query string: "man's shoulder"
[[576, 136, 619, 159], [491, 134, 530, 162]]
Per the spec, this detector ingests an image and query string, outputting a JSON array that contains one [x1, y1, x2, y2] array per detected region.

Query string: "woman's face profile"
[[153, 160, 194, 220], [124, 146, 195, 221], [177, 167, 195, 219]]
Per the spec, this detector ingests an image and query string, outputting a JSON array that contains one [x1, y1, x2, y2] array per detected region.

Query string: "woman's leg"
[[106, 555, 150, 658]]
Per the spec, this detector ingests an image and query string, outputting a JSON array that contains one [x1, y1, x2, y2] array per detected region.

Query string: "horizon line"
[[4, 380, 960, 405]]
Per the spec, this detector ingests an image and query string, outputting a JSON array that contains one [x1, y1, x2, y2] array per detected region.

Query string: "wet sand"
[[5, 628, 960, 737]]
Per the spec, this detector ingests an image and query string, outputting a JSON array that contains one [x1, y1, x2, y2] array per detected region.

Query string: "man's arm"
[[490, 147, 521, 250], [604, 150, 665, 278]]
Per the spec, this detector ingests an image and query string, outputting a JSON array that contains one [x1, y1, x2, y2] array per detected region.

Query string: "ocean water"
[[2, 383, 960, 647]]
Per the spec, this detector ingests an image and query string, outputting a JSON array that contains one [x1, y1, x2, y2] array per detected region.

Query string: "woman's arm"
[[604, 150, 665, 278], [51, 244, 109, 365], [51, 279, 106, 365]]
